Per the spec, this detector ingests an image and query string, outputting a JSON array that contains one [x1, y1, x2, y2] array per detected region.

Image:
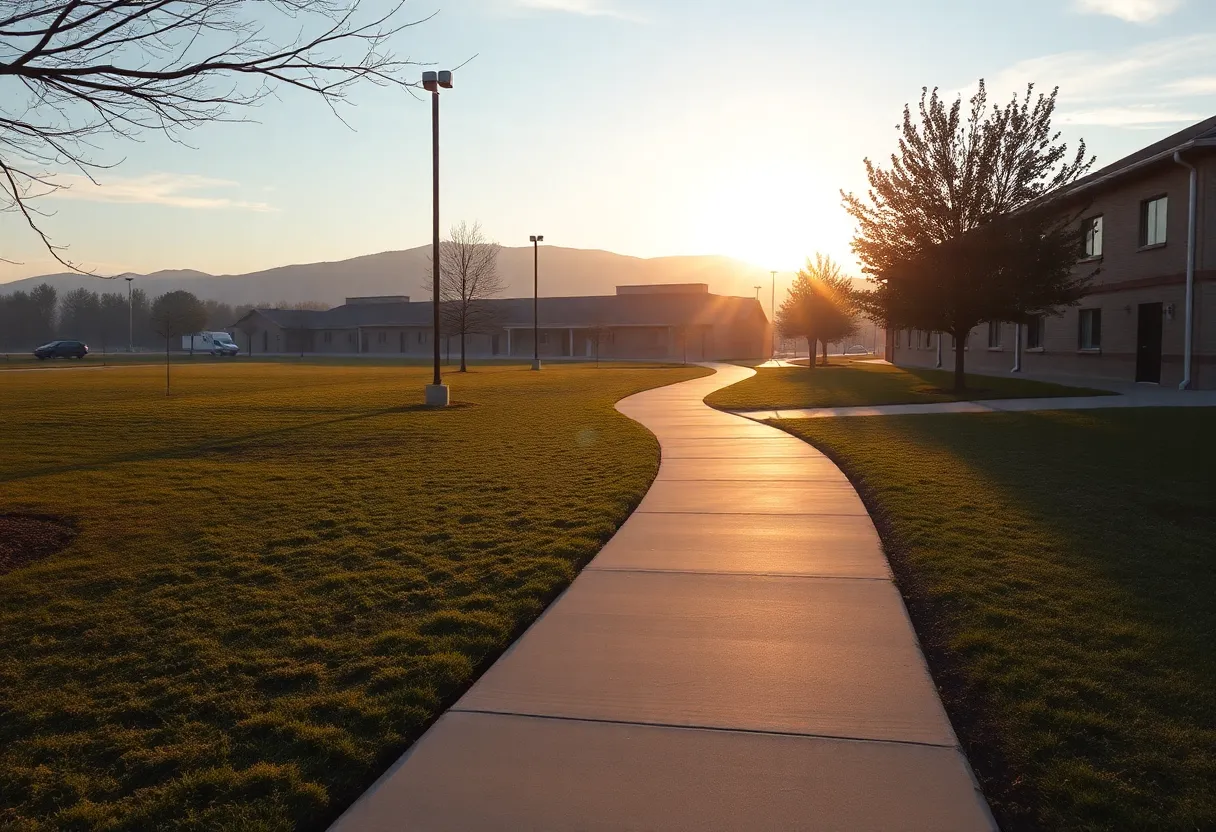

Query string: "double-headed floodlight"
[[422, 70, 454, 93]]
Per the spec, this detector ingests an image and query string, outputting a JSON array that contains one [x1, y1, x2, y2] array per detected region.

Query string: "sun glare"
[[687, 163, 857, 274]]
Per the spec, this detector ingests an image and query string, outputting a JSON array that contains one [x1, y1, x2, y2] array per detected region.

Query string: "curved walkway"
[[330, 363, 996, 831]]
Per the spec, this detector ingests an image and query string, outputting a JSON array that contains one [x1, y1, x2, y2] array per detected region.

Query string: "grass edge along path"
[[0, 361, 710, 831], [772, 409, 1216, 831], [704, 360, 1110, 411]]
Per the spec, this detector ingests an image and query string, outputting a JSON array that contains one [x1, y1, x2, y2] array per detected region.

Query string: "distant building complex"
[[889, 115, 1216, 389], [232, 284, 769, 361]]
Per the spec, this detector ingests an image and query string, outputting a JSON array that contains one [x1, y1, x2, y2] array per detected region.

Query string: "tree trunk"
[[953, 331, 967, 392], [165, 334, 171, 397], [821, 340, 828, 366], [805, 335, 817, 370], [459, 328, 467, 372]]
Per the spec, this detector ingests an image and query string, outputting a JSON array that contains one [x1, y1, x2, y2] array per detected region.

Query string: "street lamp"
[[530, 235, 543, 371], [124, 275, 134, 352], [423, 69, 454, 408], [770, 270, 777, 359]]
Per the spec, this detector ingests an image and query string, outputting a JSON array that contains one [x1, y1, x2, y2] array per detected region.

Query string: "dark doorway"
[[1136, 302, 1163, 384]]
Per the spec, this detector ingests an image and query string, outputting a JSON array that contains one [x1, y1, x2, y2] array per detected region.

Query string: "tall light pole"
[[530, 235, 543, 371], [423, 70, 454, 407], [124, 276, 134, 352], [770, 270, 777, 358]]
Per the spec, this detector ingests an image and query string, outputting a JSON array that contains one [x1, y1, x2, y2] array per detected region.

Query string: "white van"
[[182, 332, 240, 356]]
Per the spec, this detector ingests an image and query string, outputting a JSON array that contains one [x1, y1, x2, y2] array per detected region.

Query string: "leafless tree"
[[432, 220, 503, 372], [149, 288, 204, 394], [0, 0, 430, 271]]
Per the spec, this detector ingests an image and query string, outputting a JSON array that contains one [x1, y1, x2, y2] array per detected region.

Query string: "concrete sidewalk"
[[731, 388, 1216, 421], [330, 363, 995, 832]]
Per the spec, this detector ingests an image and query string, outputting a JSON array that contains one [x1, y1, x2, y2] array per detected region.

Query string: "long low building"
[[232, 284, 769, 361]]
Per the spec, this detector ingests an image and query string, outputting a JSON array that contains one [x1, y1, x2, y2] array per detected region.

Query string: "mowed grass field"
[[778, 410, 1216, 830], [0, 360, 708, 831], [705, 360, 1108, 410]]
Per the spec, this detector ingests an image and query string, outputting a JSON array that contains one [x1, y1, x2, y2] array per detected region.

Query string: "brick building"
[[232, 284, 769, 362], [889, 115, 1216, 389]]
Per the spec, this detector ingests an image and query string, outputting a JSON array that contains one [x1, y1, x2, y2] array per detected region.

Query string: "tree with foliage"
[[843, 81, 1097, 390], [150, 291, 206, 395], [98, 292, 127, 353], [59, 287, 101, 342], [1, 0, 428, 271], [435, 221, 504, 372], [775, 253, 860, 368]]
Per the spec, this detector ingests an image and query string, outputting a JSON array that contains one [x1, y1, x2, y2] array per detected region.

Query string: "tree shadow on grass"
[[0, 403, 477, 485], [777, 409, 1216, 831]]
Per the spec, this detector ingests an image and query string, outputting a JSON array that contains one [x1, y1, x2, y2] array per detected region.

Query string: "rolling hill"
[[0, 246, 798, 307]]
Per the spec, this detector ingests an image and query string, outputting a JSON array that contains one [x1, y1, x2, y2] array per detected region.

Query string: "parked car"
[[34, 340, 89, 360]]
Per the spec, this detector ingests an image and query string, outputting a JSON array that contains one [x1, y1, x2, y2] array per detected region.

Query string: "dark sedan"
[[34, 340, 89, 359]]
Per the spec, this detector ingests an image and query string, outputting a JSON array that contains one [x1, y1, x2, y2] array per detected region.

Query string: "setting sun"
[[685, 159, 859, 274]]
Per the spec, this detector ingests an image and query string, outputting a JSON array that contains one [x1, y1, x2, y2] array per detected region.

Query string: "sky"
[[2, 0, 1215, 283]]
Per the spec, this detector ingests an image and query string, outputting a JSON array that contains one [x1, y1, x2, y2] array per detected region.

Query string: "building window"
[[987, 321, 1002, 349], [378, 331, 387, 344], [323, 332, 332, 344], [1079, 309, 1101, 350], [1084, 215, 1103, 258], [417, 331, 425, 345], [347, 332, 355, 344], [1026, 317, 1044, 350], [1141, 196, 1167, 247], [540, 332, 548, 345]]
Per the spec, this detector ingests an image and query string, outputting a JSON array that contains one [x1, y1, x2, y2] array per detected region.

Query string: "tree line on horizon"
[[0, 285, 329, 355]]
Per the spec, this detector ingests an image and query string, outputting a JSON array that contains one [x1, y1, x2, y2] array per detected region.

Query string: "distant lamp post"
[[423, 69, 455, 407], [530, 235, 544, 371], [770, 270, 777, 358], [124, 275, 135, 352]]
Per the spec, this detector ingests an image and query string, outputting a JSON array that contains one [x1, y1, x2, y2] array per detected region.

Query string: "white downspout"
[[1173, 151, 1197, 390], [1012, 323, 1022, 373]]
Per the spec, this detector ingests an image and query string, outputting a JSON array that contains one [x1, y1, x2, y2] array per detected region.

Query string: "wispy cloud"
[[46, 173, 274, 211], [1073, 0, 1184, 22], [1164, 75, 1216, 95], [510, 0, 643, 21], [984, 34, 1216, 127]]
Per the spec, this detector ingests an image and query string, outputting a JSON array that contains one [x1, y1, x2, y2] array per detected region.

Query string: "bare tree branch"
[[0, 0, 431, 273]]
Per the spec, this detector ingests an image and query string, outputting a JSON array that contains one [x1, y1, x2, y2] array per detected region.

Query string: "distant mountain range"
[[0, 246, 801, 307]]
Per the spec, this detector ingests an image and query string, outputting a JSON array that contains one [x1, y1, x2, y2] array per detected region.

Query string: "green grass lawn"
[[0, 360, 707, 831], [705, 360, 1109, 410], [777, 410, 1216, 830]]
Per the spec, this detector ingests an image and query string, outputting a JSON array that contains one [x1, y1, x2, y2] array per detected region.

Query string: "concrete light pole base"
[[531, 360, 542, 371], [425, 384, 450, 407]]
